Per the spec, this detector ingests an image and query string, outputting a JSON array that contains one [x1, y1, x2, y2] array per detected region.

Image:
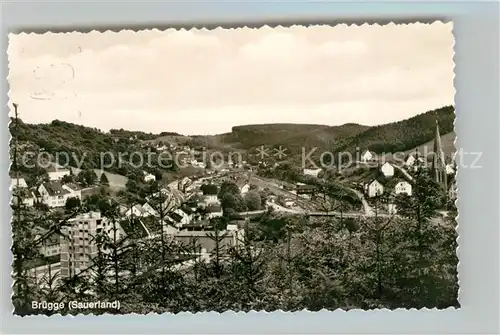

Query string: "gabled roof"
[[133, 204, 148, 215], [180, 206, 194, 215], [368, 178, 384, 187], [168, 212, 184, 223], [41, 181, 71, 196]]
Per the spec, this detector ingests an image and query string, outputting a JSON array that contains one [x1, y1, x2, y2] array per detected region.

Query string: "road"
[[349, 188, 374, 216], [393, 164, 414, 182], [236, 207, 393, 219]]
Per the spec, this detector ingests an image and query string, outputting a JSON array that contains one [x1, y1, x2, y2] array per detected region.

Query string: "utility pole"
[[12, 103, 20, 183]]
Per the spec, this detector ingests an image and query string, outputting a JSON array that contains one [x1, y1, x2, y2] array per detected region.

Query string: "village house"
[[10, 177, 28, 190], [394, 181, 412, 196], [365, 179, 384, 198], [166, 208, 192, 228], [142, 202, 159, 217], [296, 184, 316, 199], [201, 194, 220, 207], [178, 177, 193, 192], [205, 204, 223, 219], [303, 168, 322, 178], [124, 204, 148, 218], [38, 181, 72, 207], [46, 166, 71, 181], [404, 154, 416, 167], [62, 183, 82, 200], [11, 188, 35, 207], [240, 183, 251, 194], [142, 171, 156, 183], [361, 150, 375, 163], [38, 232, 61, 257], [283, 198, 296, 208], [380, 162, 395, 177]]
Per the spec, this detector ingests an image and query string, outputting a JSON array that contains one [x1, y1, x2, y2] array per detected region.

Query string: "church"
[[432, 120, 448, 190]]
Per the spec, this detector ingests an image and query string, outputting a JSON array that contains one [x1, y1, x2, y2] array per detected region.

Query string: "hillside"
[[406, 131, 456, 160], [332, 105, 455, 155], [9, 119, 177, 177], [209, 123, 371, 154]]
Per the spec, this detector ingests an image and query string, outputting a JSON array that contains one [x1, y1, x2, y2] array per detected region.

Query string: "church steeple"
[[432, 120, 448, 190]]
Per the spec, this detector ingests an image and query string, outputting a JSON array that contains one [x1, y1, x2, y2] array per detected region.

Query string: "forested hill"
[[9, 105, 455, 169], [9, 119, 159, 173], [332, 105, 455, 154], [212, 123, 371, 153]]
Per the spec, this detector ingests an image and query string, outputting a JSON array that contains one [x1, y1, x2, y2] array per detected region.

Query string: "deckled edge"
[[7, 33, 15, 316], [6, 20, 459, 317], [451, 20, 460, 308]]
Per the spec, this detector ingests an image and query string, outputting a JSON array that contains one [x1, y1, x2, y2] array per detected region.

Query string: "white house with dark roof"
[[124, 204, 148, 218], [38, 181, 72, 207], [166, 208, 192, 228], [62, 183, 82, 200], [361, 150, 375, 163], [380, 162, 395, 177], [394, 181, 412, 196], [142, 203, 159, 217], [206, 204, 223, 219], [365, 179, 384, 198]]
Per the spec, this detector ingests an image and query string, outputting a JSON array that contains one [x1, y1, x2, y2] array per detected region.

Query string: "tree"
[[100, 172, 109, 186], [65, 197, 81, 211], [201, 183, 218, 195], [76, 169, 98, 187], [61, 174, 74, 184], [244, 191, 262, 211], [218, 181, 240, 197], [220, 193, 246, 214]]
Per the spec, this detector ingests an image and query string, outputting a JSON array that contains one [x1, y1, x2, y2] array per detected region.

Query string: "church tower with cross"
[[432, 120, 448, 190]]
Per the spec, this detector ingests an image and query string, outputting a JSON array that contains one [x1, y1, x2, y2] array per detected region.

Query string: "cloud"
[[8, 23, 454, 134]]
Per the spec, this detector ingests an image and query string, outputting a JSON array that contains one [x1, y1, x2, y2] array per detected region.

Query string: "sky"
[[8, 23, 454, 135]]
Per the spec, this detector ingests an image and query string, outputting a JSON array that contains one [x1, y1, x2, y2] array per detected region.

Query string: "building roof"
[[41, 181, 71, 196], [133, 204, 148, 215], [64, 183, 82, 191], [206, 204, 222, 213], [368, 179, 384, 187], [180, 205, 194, 215], [168, 212, 184, 223], [296, 184, 316, 191]]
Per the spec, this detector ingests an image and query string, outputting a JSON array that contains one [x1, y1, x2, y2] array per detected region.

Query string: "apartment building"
[[60, 212, 125, 278]]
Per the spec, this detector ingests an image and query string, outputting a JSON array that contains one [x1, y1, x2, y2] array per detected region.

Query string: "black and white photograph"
[[8, 22, 458, 315]]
